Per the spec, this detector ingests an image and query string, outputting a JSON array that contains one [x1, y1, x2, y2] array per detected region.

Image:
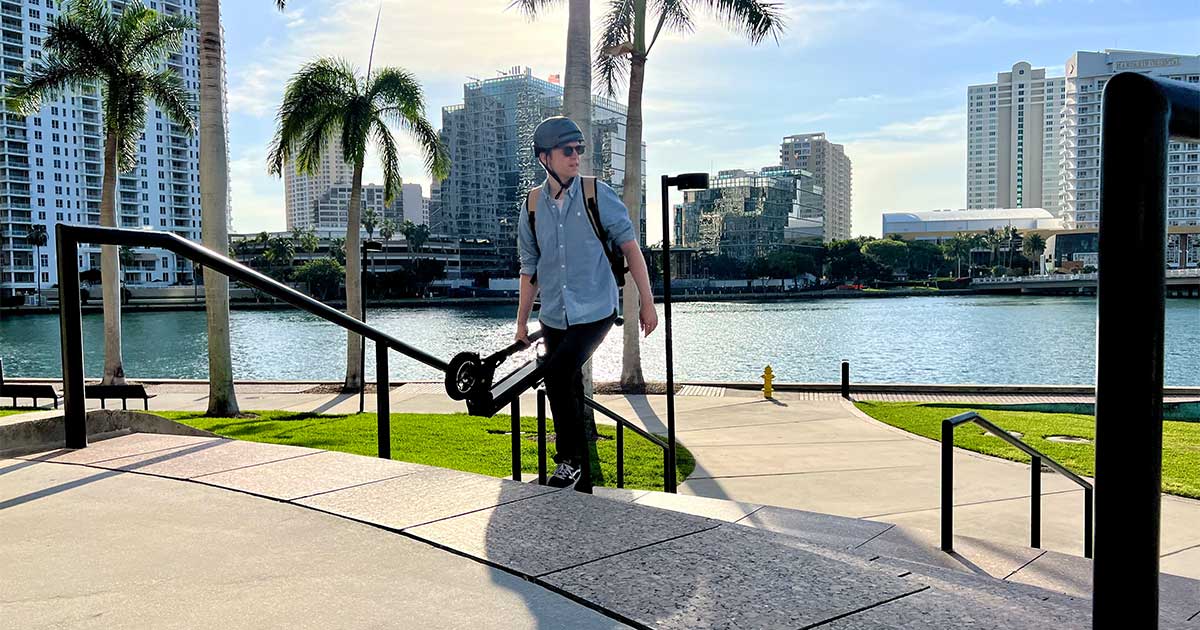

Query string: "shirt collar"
[[542, 175, 580, 204]]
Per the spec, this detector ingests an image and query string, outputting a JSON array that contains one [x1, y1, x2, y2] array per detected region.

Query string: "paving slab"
[[194, 450, 428, 500], [631, 490, 761, 522], [858, 525, 1044, 579], [542, 523, 925, 629], [406, 490, 720, 576], [0, 461, 627, 630], [77, 438, 323, 479], [734, 504, 893, 550], [17, 432, 220, 465], [1164, 547, 1200, 581], [296, 467, 559, 530]]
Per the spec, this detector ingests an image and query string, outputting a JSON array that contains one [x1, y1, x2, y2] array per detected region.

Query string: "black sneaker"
[[547, 461, 581, 488]]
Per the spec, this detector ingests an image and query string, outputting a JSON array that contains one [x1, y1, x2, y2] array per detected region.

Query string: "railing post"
[[511, 398, 521, 482], [1031, 455, 1041, 549], [1085, 487, 1094, 559], [56, 225, 86, 449], [941, 419, 953, 552], [663, 448, 670, 492], [375, 342, 390, 459], [841, 360, 850, 399], [537, 389, 547, 485], [616, 421, 625, 489]]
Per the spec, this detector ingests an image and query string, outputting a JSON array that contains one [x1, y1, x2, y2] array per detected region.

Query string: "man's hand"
[[514, 322, 531, 347], [639, 301, 658, 337]]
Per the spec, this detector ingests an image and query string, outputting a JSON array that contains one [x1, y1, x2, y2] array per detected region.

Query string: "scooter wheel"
[[445, 352, 481, 401]]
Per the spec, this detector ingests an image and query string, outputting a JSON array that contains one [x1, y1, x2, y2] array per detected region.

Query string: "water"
[[2, 296, 1197, 386]]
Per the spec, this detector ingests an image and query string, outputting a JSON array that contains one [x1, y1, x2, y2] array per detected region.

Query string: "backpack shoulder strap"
[[581, 176, 607, 249]]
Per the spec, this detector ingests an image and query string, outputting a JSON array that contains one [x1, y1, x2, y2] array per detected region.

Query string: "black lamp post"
[[661, 172, 708, 492], [359, 239, 384, 413]]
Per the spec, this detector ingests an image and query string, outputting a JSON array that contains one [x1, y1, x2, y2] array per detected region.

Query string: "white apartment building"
[[401, 182, 424, 225], [1058, 50, 1200, 230], [310, 184, 402, 232], [780, 133, 852, 241], [0, 0, 204, 297], [421, 196, 430, 226], [284, 133, 353, 231], [966, 62, 1065, 214]]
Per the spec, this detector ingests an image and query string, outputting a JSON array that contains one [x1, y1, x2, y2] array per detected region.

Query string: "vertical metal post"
[[1031, 456, 1041, 549], [940, 419, 953, 552], [359, 249, 369, 414], [375, 341, 390, 459], [56, 225, 86, 449], [511, 398, 521, 481], [1084, 487, 1094, 559], [841, 360, 850, 399], [616, 421, 625, 489], [1094, 73, 1178, 626], [537, 389, 547, 485], [661, 175, 677, 493]]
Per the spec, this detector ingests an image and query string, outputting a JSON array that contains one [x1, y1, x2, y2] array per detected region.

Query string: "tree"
[[294, 257, 344, 301], [297, 227, 319, 254], [1003, 225, 1020, 269], [379, 218, 396, 244], [262, 236, 296, 280], [400, 219, 431, 253], [982, 227, 1003, 267], [7, 0, 196, 385], [329, 237, 347, 265], [268, 58, 450, 390], [862, 238, 909, 273], [1023, 232, 1047, 275], [362, 207, 379, 241], [596, 0, 785, 387], [25, 224, 47, 305]]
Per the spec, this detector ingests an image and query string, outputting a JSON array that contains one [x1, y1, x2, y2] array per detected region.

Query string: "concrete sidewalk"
[[5, 382, 1198, 580]]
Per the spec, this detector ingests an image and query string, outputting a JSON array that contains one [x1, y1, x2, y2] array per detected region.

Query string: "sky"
[[221, 0, 1199, 242]]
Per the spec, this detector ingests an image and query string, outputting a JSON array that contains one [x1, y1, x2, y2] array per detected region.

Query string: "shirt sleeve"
[[518, 193, 539, 276], [597, 181, 637, 247]]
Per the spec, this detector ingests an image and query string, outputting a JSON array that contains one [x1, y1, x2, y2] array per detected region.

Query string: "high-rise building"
[[780, 133, 851, 241], [309, 184, 402, 232], [421, 196, 430, 226], [433, 67, 645, 266], [966, 62, 1066, 214], [0, 0, 205, 299], [675, 167, 824, 261], [401, 183, 424, 225], [284, 133, 354, 231], [1058, 50, 1200, 230]]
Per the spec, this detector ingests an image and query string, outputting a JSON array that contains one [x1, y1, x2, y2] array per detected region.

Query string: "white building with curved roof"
[[882, 208, 1063, 241]]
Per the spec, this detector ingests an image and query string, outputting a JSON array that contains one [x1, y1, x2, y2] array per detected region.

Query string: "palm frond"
[[506, 0, 564, 19], [43, 0, 116, 72], [268, 58, 357, 176], [126, 11, 195, 69], [292, 107, 341, 175], [654, 0, 694, 35], [103, 77, 149, 172], [5, 57, 96, 114], [695, 0, 787, 45], [379, 107, 449, 181], [594, 0, 635, 99], [367, 67, 423, 121], [371, 120, 402, 203], [145, 68, 196, 135], [114, 0, 157, 62]]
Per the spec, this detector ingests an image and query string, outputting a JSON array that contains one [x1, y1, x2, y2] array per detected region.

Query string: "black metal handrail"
[[55, 224, 450, 459], [941, 411, 1093, 559], [531, 390, 672, 491]]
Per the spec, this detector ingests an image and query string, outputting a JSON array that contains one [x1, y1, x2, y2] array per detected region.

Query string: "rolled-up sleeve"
[[597, 181, 636, 247], [518, 197, 539, 277]]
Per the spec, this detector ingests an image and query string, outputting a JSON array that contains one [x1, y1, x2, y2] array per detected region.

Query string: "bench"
[[0, 359, 60, 409], [84, 384, 157, 410]]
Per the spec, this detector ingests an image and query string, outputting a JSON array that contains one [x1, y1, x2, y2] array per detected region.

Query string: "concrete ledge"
[[0, 409, 215, 458]]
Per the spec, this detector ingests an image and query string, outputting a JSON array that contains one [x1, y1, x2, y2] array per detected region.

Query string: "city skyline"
[[220, 0, 1199, 243]]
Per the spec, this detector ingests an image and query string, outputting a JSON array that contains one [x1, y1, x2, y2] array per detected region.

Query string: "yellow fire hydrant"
[[761, 365, 774, 399]]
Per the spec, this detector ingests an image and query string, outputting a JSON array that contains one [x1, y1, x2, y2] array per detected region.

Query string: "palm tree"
[[597, 0, 785, 387], [268, 59, 449, 390], [982, 227, 1002, 268], [297, 227, 320, 255], [7, 0, 196, 386], [378, 218, 396, 271], [25, 224, 48, 305], [1023, 233, 1047, 275], [1003, 225, 1020, 269], [363, 207, 379, 241]]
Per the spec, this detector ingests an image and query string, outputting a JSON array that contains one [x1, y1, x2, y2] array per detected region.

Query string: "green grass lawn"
[[157, 410, 693, 492], [855, 402, 1200, 499], [0, 408, 35, 418]]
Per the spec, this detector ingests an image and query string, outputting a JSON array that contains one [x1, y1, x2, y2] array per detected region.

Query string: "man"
[[515, 116, 658, 493]]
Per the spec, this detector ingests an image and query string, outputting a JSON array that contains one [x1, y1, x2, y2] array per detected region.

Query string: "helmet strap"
[[540, 153, 574, 200]]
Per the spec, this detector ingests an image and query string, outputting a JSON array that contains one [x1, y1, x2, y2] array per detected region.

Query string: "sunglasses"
[[558, 144, 586, 157]]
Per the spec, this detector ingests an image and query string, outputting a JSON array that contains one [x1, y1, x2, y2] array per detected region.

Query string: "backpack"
[[525, 176, 627, 288]]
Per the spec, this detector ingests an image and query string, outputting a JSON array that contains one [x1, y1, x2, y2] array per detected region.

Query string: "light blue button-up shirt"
[[518, 176, 636, 329]]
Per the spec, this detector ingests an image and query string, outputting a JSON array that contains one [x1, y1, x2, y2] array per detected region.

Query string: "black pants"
[[540, 313, 615, 492]]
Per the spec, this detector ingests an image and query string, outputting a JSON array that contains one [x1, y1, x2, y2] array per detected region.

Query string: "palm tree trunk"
[[100, 126, 126, 385], [344, 161, 365, 390], [619, 0, 648, 389], [199, 0, 239, 416], [563, 0, 599, 453]]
